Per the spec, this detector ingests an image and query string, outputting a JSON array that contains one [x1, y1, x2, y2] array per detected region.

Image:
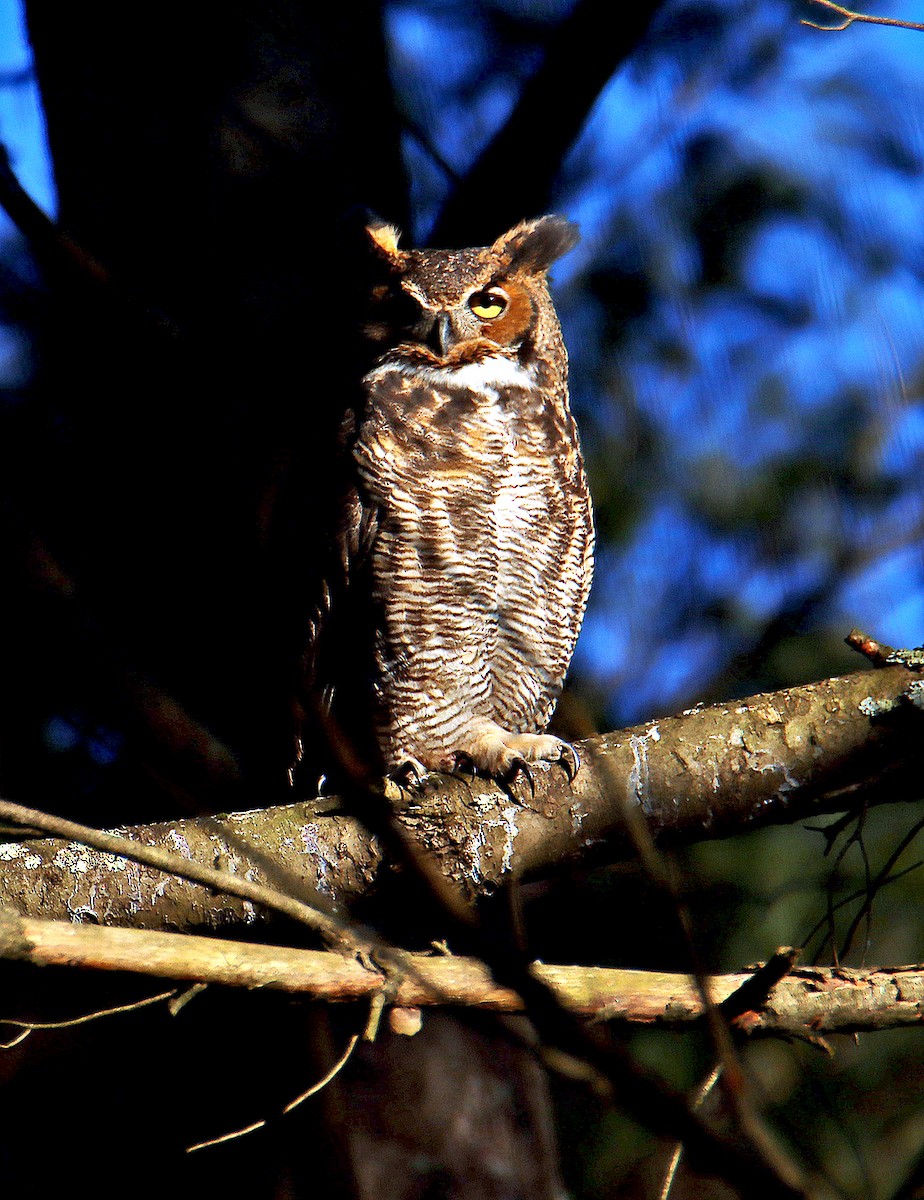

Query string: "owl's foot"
[[451, 723, 580, 784]]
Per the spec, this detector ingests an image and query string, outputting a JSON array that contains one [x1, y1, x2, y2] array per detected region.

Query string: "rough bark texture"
[[404, 664, 924, 895], [0, 665, 918, 928], [0, 803, 381, 931]]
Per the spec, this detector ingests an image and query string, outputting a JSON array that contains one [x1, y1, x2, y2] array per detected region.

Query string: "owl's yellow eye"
[[468, 289, 508, 320]]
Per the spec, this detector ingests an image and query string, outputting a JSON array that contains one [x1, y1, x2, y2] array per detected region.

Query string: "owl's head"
[[364, 216, 578, 367]]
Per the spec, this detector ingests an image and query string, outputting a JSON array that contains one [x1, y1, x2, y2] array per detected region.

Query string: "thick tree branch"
[[431, 0, 662, 245], [0, 665, 919, 929], [2, 913, 921, 1038], [0, 797, 358, 943]]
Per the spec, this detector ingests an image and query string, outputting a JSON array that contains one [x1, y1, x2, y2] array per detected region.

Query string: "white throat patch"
[[385, 355, 535, 395]]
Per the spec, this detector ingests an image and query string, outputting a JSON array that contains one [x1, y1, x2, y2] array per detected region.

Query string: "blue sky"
[[0, 0, 53, 221]]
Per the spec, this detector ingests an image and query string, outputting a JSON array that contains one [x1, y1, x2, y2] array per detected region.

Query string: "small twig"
[[364, 991, 387, 1042], [807, 809, 862, 854], [0, 985, 178, 1035], [0, 1027, 31, 1049], [187, 1026, 361, 1152], [720, 948, 802, 1025], [839, 814, 924, 961], [846, 628, 895, 665], [801, 859, 923, 955], [281, 1032, 361, 1114], [168, 983, 208, 1016], [855, 825, 875, 964], [817, 809, 869, 966], [186, 1117, 266, 1154], [801, 0, 924, 30], [659, 1065, 724, 1200]]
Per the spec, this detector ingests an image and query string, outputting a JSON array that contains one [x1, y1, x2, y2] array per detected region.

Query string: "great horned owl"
[[311, 216, 593, 782]]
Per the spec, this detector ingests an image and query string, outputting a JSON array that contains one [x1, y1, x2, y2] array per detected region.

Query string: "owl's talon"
[[558, 743, 580, 782], [506, 757, 535, 799], [444, 749, 476, 776], [391, 757, 428, 788]]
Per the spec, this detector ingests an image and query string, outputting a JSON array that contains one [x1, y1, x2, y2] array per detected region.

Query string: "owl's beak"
[[425, 312, 454, 358]]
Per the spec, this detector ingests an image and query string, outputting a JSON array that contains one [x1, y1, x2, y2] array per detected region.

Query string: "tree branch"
[[0, 664, 918, 930], [801, 0, 924, 31], [0, 795, 355, 943], [431, 0, 662, 245], [1, 913, 921, 1037]]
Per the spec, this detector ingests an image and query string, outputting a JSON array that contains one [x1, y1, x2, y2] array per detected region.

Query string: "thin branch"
[[802, 858, 923, 958], [822, 808, 869, 966], [0, 142, 109, 284], [659, 1066, 724, 1200], [281, 1032, 362, 1114], [0, 986, 177, 1034], [186, 1027, 362, 1153], [0, 142, 180, 336], [846, 627, 895, 664], [838, 814, 924, 960], [1, 913, 922, 1036], [801, 0, 924, 31], [0, 1028, 30, 1050]]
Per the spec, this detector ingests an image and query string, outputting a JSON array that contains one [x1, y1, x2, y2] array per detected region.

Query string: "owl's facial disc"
[[383, 276, 535, 366]]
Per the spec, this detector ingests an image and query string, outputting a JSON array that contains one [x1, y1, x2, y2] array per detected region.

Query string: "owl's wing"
[[294, 403, 383, 784], [303, 472, 381, 697]]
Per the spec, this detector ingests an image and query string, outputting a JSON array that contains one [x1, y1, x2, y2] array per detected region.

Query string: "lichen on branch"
[[0, 665, 918, 931]]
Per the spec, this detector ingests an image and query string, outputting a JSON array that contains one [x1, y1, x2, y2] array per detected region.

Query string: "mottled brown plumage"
[[312, 217, 594, 781]]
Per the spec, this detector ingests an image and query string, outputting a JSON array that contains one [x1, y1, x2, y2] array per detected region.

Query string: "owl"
[[310, 216, 594, 784]]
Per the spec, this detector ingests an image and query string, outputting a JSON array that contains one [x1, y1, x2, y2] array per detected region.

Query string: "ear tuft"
[[491, 215, 579, 273], [366, 220, 405, 265]]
